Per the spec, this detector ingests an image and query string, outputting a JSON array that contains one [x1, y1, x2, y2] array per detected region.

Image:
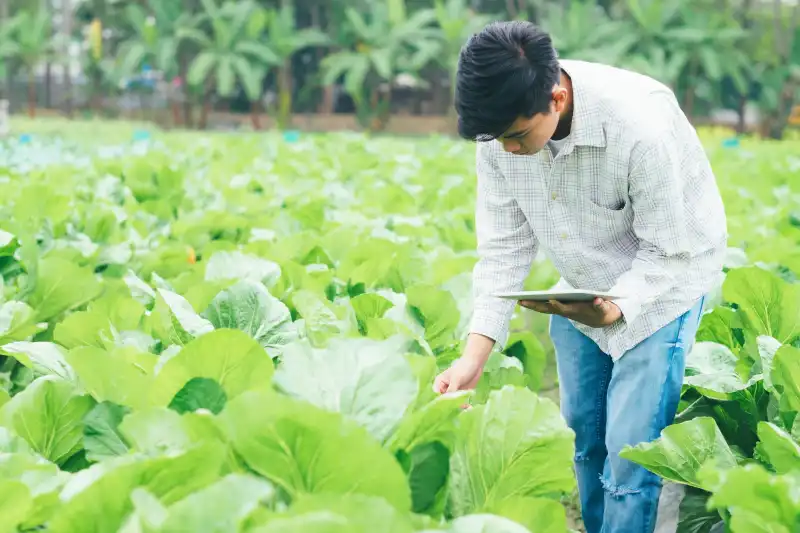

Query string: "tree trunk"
[[447, 67, 458, 134], [279, 0, 294, 125], [682, 57, 700, 122], [734, 0, 754, 134], [368, 86, 379, 131], [323, 0, 340, 114], [383, 86, 392, 127], [371, 85, 392, 132], [0, 0, 10, 101], [41, 0, 52, 109], [321, 86, 335, 114], [171, 100, 181, 128], [517, 0, 528, 19], [45, 63, 52, 108], [736, 95, 747, 134], [199, 88, 210, 130], [27, 71, 36, 118], [766, 81, 797, 140], [311, 2, 329, 114], [250, 100, 261, 130], [764, 0, 800, 139], [63, 0, 73, 117], [90, 0, 106, 116], [505, 0, 518, 18], [92, 81, 102, 115], [278, 61, 292, 129], [181, 60, 192, 128], [180, 0, 194, 127]]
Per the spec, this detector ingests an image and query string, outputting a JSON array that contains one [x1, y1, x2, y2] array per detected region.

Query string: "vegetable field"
[[0, 122, 797, 532]]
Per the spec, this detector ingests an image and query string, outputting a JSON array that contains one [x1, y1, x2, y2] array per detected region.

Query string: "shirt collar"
[[558, 60, 607, 151]]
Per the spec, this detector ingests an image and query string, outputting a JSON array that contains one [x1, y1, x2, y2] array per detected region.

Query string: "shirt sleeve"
[[609, 115, 694, 325], [468, 142, 538, 349]]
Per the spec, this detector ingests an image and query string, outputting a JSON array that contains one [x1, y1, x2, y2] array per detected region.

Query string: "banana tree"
[[115, 0, 196, 125], [79, 16, 129, 116], [622, 46, 688, 90], [757, 0, 800, 139], [321, 0, 440, 131], [116, 2, 180, 78], [618, 0, 691, 89], [180, 0, 275, 130], [431, 0, 494, 120], [259, 5, 328, 129], [0, 9, 54, 118], [540, 1, 638, 66], [667, 6, 748, 119], [0, 16, 16, 100]]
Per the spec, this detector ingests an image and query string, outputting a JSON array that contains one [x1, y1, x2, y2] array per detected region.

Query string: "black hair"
[[454, 21, 561, 142]]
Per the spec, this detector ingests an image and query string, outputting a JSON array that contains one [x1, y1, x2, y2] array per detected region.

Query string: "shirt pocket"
[[575, 196, 635, 250]]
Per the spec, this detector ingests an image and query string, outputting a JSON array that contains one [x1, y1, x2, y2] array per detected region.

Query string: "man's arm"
[[467, 142, 539, 360]]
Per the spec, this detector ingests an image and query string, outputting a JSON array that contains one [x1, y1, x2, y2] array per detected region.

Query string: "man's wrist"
[[462, 332, 496, 366]]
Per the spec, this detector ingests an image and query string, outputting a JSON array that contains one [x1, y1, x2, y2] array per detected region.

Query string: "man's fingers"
[[519, 300, 552, 313], [433, 371, 449, 394], [547, 300, 573, 315], [445, 377, 462, 393]]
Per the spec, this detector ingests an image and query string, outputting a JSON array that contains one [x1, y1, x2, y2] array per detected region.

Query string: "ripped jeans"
[[550, 298, 704, 533]]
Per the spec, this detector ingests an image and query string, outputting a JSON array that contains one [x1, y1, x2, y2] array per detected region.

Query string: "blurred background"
[[0, 7, 797, 530], [0, 0, 798, 138]]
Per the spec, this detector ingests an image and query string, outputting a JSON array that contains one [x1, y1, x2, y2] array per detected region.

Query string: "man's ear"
[[552, 87, 568, 113]]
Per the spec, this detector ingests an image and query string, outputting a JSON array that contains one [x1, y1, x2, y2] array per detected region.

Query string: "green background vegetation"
[[0, 0, 798, 137]]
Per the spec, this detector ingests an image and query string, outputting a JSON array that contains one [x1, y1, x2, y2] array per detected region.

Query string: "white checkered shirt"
[[469, 59, 728, 360]]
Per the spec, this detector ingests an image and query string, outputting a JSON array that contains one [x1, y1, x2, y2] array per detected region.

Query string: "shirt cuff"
[[612, 297, 642, 325], [468, 309, 511, 351]]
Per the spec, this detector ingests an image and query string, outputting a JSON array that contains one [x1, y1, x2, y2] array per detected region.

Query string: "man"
[[433, 21, 727, 533]]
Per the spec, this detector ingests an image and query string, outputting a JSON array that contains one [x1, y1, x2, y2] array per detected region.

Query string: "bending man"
[[434, 21, 727, 533]]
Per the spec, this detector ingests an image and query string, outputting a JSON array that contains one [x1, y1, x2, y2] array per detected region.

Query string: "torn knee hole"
[[599, 475, 641, 497]]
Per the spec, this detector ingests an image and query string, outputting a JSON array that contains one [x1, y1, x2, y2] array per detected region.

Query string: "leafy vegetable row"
[[621, 266, 800, 532]]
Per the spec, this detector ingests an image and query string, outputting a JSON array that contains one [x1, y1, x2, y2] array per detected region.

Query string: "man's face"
[[496, 86, 568, 156]]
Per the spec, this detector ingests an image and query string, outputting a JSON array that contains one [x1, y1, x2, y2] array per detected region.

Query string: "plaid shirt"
[[469, 59, 728, 360]]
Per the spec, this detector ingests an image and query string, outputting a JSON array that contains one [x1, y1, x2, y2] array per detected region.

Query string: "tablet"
[[493, 289, 622, 302]]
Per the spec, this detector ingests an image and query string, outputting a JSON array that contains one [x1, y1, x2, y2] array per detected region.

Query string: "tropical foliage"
[[0, 0, 797, 136]]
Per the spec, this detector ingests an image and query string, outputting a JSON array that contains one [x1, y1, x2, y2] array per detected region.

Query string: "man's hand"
[[433, 333, 495, 394], [434, 355, 485, 394], [520, 297, 622, 327]]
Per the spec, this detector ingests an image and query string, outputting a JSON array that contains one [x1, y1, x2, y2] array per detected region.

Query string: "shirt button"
[[560, 233, 568, 240], [551, 192, 557, 200]]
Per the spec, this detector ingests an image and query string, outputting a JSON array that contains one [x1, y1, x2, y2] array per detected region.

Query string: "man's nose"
[[502, 139, 520, 153]]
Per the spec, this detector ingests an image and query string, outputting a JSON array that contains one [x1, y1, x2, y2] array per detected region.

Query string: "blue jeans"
[[550, 298, 704, 533]]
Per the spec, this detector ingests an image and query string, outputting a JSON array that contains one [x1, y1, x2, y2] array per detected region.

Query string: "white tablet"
[[493, 289, 623, 302]]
